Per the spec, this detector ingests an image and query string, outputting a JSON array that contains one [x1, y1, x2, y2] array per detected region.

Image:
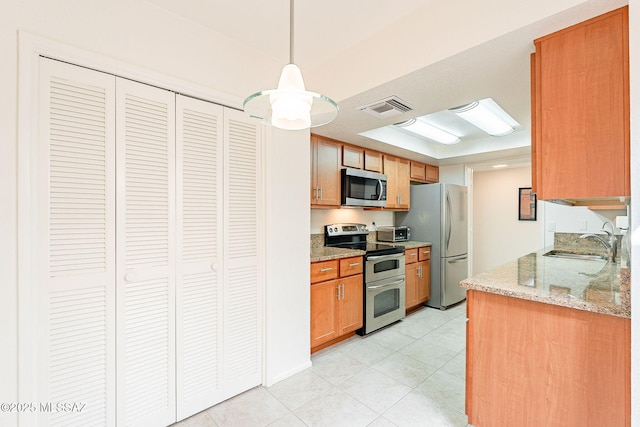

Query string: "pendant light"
[[243, 0, 339, 130]]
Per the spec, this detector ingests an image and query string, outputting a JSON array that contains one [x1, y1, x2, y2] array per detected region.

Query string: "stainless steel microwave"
[[341, 168, 387, 207]]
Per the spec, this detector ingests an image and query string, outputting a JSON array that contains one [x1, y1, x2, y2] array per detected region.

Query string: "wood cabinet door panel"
[[311, 136, 341, 207], [405, 263, 418, 309], [417, 260, 430, 303], [310, 280, 339, 347], [397, 158, 410, 209], [534, 7, 629, 200], [338, 275, 363, 334], [410, 162, 426, 181], [425, 165, 439, 183], [342, 145, 363, 169], [364, 150, 383, 172], [383, 155, 398, 208], [466, 290, 630, 427]]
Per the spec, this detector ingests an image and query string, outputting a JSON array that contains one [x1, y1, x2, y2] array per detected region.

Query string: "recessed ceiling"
[[142, 0, 628, 166]]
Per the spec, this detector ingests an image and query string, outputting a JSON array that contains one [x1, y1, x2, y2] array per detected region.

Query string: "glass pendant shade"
[[244, 64, 338, 130], [270, 64, 312, 130], [243, 0, 338, 130]]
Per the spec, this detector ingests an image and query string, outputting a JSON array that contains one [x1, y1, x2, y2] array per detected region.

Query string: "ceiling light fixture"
[[395, 118, 460, 145], [449, 98, 516, 136], [243, 0, 338, 130], [492, 164, 508, 168]]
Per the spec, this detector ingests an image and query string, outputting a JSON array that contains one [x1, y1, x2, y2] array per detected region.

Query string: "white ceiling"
[[143, 0, 627, 166]]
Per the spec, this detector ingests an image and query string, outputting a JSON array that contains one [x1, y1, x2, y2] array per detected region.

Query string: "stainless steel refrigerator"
[[396, 183, 468, 309]]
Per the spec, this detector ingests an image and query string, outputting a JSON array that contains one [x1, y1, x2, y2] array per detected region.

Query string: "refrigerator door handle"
[[445, 190, 452, 252], [447, 256, 468, 264]]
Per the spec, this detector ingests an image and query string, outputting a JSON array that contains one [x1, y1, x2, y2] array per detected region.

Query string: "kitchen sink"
[[543, 250, 607, 261]]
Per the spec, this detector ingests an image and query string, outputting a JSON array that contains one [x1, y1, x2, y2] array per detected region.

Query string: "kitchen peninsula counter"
[[463, 249, 631, 427], [461, 248, 630, 318]]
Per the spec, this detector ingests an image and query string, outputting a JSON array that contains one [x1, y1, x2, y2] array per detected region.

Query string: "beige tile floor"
[[173, 302, 469, 427]]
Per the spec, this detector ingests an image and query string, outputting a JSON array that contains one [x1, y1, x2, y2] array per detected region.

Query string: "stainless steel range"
[[325, 223, 406, 335]]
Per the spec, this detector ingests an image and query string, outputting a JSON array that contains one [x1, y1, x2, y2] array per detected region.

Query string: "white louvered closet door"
[[222, 108, 262, 398], [175, 95, 224, 420], [35, 58, 116, 426], [115, 78, 176, 426]]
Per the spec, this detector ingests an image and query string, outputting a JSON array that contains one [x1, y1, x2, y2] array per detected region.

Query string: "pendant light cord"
[[289, 0, 294, 64]]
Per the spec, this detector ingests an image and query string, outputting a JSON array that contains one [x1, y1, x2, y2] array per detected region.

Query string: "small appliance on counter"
[[377, 225, 411, 242], [324, 223, 406, 334]]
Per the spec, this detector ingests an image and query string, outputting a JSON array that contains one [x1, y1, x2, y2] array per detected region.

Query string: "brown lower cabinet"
[[310, 257, 363, 352], [405, 247, 430, 309], [466, 290, 630, 427]]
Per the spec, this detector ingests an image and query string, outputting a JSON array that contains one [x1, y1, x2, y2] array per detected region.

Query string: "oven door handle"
[[367, 278, 405, 290], [367, 253, 403, 261]]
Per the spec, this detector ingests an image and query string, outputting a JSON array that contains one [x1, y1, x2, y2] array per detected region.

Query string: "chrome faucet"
[[580, 222, 617, 262]]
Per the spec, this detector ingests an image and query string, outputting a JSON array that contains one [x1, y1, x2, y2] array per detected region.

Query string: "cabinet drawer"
[[311, 260, 339, 283], [339, 256, 363, 277], [418, 246, 431, 261], [405, 248, 418, 264]]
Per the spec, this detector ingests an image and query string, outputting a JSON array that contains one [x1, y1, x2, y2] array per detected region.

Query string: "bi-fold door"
[[27, 58, 261, 426]]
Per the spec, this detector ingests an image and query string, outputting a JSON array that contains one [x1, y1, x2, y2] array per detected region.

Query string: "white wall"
[[472, 166, 544, 274], [264, 129, 311, 385]]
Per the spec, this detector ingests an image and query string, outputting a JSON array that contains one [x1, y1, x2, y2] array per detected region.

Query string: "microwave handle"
[[377, 179, 383, 201]]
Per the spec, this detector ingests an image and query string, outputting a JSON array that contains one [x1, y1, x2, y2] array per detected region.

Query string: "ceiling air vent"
[[357, 96, 413, 119]]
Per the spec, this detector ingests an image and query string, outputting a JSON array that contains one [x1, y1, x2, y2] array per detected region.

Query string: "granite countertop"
[[311, 247, 365, 262], [384, 241, 431, 249], [461, 248, 631, 318]]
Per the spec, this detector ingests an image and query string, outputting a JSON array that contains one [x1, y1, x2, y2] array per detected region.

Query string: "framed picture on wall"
[[519, 187, 537, 221]]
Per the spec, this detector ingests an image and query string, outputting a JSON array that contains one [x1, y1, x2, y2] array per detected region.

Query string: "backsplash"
[[553, 232, 621, 257]]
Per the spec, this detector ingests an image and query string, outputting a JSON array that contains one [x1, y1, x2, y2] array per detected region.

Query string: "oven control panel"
[[325, 223, 368, 236]]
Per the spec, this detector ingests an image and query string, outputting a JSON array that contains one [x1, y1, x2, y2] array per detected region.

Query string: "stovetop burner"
[[324, 223, 404, 257]]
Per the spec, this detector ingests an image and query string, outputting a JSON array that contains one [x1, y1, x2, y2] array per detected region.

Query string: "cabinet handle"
[[397, 195, 401, 205], [418, 266, 422, 278], [319, 186, 323, 201], [336, 284, 344, 300], [341, 284, 344, 299], [409, 253, 417, 257], [422, 250, 429, 255], [319, 267, 334, 272], [348, 262, 360, 267]]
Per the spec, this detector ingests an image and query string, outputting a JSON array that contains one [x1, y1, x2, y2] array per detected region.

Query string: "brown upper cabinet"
[[531, 6, 629, 206], [342, 145, 363, 169], [383, 155, 410, 210], [342, 144, 384, 173], [410, 161, 439, 184], [311, 135, 342, 208], [311, 134, 437, 209], [364, 150, 383, 173]]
